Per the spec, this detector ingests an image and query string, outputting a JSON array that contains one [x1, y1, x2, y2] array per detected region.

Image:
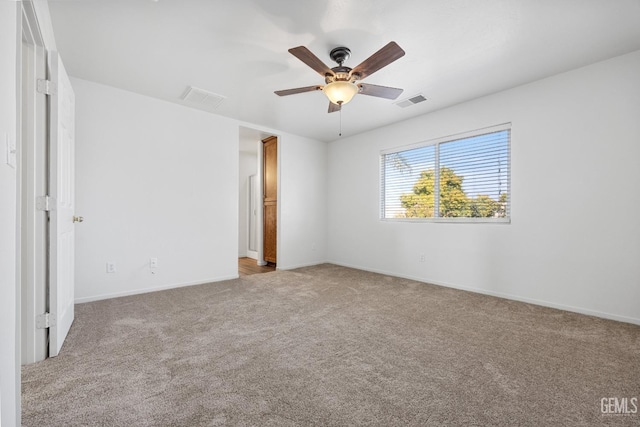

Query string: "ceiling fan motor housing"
[[326, 67, 354, 84], [327, 47, 357, 83]]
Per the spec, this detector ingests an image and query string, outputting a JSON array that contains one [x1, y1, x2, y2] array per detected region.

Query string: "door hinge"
[[36, 195, 55, 211], [36, 79, 57, 96], [36, 312, 56, 329]]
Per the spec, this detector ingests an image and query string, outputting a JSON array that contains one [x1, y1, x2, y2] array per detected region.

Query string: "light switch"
[[5, 133, 16, 169]]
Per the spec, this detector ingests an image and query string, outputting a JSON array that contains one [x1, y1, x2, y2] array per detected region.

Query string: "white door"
[[20, 38, 49, 364], [47, 51, 75, 357]]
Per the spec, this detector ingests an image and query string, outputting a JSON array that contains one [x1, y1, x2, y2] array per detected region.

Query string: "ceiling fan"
[[275, 41, 406, 113]]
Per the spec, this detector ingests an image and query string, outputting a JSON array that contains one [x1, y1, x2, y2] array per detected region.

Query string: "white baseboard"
[[74, 274, 239, 304], [277, 261, 326, 271], [326, 260, 640, 326]]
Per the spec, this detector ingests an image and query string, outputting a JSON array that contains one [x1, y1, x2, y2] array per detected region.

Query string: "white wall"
[[73, 78, 328, 302], [0, 2, 19, 425], [73, 78, 240, 302], [278, 133, 328, 269], [238, 150, 257, 257], [327, 50, 640, 324]]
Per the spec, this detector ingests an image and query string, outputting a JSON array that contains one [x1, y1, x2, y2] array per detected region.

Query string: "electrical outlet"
[[419, 254, 426, 263], [106, 262, 116, 273], [150, 258, 158, 269]]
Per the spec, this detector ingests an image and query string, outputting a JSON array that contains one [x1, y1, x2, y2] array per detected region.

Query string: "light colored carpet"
[[22, 264, 640, 426]]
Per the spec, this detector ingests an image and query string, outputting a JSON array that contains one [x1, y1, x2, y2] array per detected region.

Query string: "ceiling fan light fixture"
[[323, 80, 358, 105], [275, 42, 405, 113]]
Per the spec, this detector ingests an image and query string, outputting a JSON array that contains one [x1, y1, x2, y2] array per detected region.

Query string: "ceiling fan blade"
[[289, 46, 335, 77], [357, 83, 404, 100], [350, 41, 405, 80], [328, 102, 341, 113], [274, 85, 323, 96]]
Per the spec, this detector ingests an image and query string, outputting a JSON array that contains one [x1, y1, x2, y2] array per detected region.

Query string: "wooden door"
[[263, 136, 277, 264], [248, 174, 257, 252]]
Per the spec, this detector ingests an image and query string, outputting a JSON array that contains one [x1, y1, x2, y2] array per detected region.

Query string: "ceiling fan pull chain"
[[339, 103, 342, 136]]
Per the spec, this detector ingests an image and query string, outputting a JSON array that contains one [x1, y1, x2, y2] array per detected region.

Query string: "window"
[[381, 124, 510, 222]]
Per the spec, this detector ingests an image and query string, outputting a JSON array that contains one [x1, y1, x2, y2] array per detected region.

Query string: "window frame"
[[380, 123, 511, 223]]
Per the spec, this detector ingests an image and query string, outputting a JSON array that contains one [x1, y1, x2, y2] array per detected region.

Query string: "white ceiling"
[[48, 0, 640, 142]]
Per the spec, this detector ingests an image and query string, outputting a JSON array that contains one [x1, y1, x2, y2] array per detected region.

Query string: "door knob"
[[73, 216, 84, 223]]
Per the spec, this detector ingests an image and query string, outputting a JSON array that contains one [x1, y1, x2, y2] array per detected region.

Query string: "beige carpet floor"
[[22, 264, 640, 426]]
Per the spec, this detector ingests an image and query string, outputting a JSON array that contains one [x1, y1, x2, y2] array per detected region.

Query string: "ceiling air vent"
[[395, 94, 427, 108], [182, 86, 226, 111]]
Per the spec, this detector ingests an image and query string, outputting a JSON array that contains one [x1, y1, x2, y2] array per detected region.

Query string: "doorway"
[[238, 127, 277, 276], [262, 135, 277, 266], [20, 4, 48, 364], [19, 1, 77, 364]]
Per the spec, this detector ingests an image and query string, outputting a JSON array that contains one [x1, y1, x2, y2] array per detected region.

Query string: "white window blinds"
[[381, 124, 510, 222]]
